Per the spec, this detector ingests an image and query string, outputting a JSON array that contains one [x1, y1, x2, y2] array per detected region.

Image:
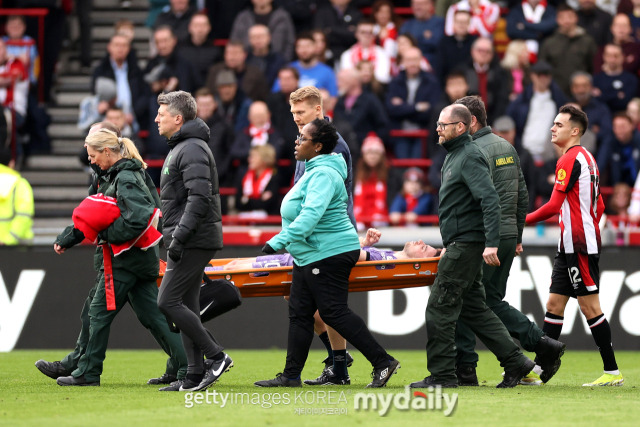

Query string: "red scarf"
[[351, 43, 377, 66], [522, 0, 547, 23], [405, 194, 419, 212], [249, 122, 271, 146], [242, 168, 274, 199]]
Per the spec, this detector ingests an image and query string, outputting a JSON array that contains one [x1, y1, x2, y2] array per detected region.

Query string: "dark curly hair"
[[309, 118, 338, 154]]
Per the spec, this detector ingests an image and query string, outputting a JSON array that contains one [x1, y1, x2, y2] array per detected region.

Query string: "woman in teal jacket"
[[255, 119, 400, 389]]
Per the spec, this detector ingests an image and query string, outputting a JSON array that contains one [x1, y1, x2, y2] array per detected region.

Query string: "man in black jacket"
[[156, 91, 232, 392]]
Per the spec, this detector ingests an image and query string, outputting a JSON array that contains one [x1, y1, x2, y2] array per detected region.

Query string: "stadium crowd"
[[1, 0, 640, 234]]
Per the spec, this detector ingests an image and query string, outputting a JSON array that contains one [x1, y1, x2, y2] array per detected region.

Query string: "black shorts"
[[550, 251, 600, 298]]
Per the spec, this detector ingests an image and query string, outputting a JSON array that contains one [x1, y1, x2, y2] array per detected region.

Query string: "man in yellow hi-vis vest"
[[0, 149, 33, 245]]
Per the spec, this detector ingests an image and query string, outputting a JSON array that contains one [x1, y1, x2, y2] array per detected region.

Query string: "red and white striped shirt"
[[553, 145, 601, 254]]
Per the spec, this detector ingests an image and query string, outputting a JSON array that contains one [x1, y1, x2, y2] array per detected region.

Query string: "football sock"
[[211, 352, 225, 362], [587, 314, 618, 371], [543, 312, 563, 340], [186, 373, 204, 383], [332, 349, 348, 378], [318, 332, 333, 359]]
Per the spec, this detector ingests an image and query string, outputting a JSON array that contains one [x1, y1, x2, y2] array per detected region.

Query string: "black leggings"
[[283, 249, 391, 378], [158, 248, 223, 374]]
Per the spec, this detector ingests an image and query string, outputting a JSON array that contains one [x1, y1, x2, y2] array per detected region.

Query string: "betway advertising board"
[[1, 246, 639, 351]]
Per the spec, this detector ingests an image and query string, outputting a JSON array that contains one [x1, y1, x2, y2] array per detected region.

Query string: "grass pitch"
[[0, 349, 637, 426]]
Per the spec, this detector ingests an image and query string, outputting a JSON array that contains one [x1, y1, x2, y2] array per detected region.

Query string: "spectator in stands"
[[576, 0, 613, 47], [457, 37, 512, 124], [594, 13, 640, 74], [273, 33, 338, 97], [604, 182, 631, 223], [436, 8, 477, 84], [436, 9, 477, 82], [194, 87, 234, 186], [628, 167, 640, 223], [235, 144, 281, 215], [389, 167, 433, 225], [281, 0, 321, 34], [78, 78, 118, 133], [319, 87, 360, 163], [144, 26, 198, 94], [353, 134, 389, 231], [214, 69, 252, 133], [114, 19, 139, 63], [104, 106, 133, 139], [608, 113, 640, 186], [628, 97, 640, 130], [311, 29, 335, 67], [492, 115, 517, 145], [230, 0, 296, 61], [506, 60, 566, 180], [593, 43, 639, 113], [334, 68, 389, 146], [206, 40, 269, 102], [0, 147, 33, 245], [501, 40, 532, 102], [179, 13, 221, 89], [0, 39, 28, 129], [393, 33, 434, 77], [230, 100, 285, 172], [146, 0, 170, 30], [506, 0, 557, 61], [357, 60, 386, 103], [154, 0, 196, 43], [314, 0, 362, 61], [340, 19, 391, 84], [372, 0, 401, 62], [267, 66, 299, 148], [246, 24, 286, 88], [445, 0, 501, 38], [3, 15, 38, 87], [539, 3, 598, 96], [570, 71, 615, 167], [386, 46, 441, 159], [92, 34, 148, 135], [400, 0, 445, 66], [631, 0, 640, 40]]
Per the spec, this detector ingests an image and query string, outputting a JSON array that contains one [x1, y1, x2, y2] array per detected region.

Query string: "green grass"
[[0, 350, 637, 426]]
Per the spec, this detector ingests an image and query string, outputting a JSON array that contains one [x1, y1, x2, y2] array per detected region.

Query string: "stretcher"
[[158, 257, 439, 298]]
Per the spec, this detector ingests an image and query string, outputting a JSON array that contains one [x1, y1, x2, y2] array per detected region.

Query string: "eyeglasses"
[[295, 135, 313, 146], [436, 121, 466, 129]]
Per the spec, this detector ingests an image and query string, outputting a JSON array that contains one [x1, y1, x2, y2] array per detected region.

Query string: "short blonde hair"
[[250, 144, 276, 168], [289, 86, 323, 110]]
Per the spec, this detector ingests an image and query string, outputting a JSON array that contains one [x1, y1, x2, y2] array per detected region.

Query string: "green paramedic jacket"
[[437, 132, 501, 248], [472, 126, 528, 244]]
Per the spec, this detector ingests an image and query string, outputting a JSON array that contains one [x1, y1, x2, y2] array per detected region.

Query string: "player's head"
[[551, 104, 588, 148], [402, 240, 438, 258], [289, 86, 323, 132]]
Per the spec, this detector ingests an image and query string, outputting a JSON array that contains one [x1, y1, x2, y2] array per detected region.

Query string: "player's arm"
[[526, 187, 566, 224]]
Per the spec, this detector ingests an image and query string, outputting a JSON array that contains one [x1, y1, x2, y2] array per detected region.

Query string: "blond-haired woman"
[[49, 127, 187, 388]]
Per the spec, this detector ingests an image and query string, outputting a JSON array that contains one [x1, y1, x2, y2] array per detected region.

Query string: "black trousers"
[[283, 249, 390, 378], [158, 248, 223, 375]]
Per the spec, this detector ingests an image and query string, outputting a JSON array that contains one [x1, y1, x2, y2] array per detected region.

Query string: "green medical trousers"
[[426, 241, 529, 383], [65, 269, 187, 382], [454, 237, 544, 367]]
